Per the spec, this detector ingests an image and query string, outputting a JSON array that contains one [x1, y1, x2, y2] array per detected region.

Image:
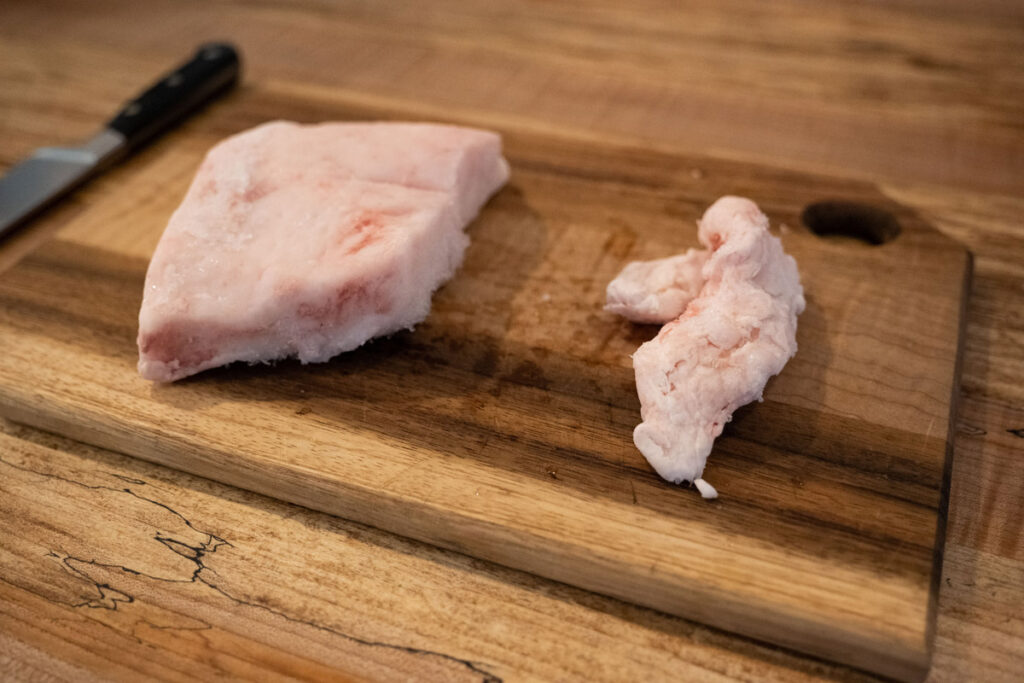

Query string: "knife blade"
[[0, 42, 241, 242]]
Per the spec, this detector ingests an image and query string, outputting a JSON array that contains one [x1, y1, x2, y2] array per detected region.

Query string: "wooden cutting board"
[[0, 82, 970, 681]]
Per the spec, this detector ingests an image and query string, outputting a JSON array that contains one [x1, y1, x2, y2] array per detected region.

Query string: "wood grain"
[[1, 424, 886, 683], [1, 1, 1022, 682], [0, 82, 970, 680], [0, 0, 1021, 194]]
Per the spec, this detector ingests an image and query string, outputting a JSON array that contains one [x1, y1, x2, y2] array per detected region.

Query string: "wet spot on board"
[[601, 222, 637, 260], [472, 344, 500, 377], [505, 359, 550, 390]]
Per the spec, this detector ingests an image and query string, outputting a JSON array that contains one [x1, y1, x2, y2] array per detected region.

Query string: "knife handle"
[[107, 42, 241, 151]]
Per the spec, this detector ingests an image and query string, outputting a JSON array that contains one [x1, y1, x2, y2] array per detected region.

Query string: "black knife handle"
[[107, 42, 241, 151]]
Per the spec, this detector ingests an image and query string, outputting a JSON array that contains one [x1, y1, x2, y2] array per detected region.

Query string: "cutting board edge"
[[921, 249, 974, 667], [0, 392, 933, 682], [0, 83, 974, 682]]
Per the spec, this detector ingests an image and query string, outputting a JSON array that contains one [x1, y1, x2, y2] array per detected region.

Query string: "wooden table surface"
[[1, 1, 1021, 681]]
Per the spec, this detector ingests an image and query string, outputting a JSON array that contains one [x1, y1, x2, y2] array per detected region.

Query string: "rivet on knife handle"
[[107, 42, 242, 154]]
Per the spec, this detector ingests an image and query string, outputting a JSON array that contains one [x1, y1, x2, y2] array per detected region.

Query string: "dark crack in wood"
[[1, 451, 503, 683]]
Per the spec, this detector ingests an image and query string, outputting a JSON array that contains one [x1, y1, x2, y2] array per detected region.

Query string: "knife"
[[0, 42, 241, 242]]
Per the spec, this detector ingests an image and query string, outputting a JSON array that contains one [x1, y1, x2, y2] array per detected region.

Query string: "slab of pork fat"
[[138, 121, 509, 382]]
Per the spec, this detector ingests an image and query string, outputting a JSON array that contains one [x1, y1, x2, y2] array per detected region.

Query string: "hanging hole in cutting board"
[[801, 200, 901, 245]]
